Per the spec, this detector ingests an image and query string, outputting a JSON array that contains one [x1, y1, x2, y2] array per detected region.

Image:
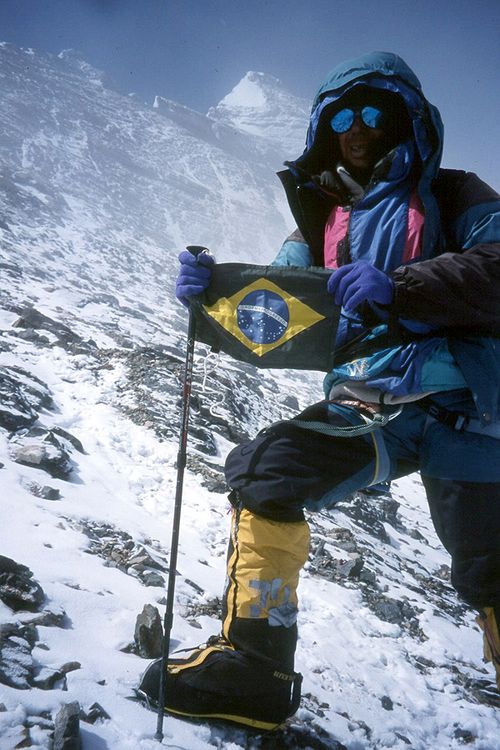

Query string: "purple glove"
[[176, 250, 215, 307], [327, 260, 394, 312]]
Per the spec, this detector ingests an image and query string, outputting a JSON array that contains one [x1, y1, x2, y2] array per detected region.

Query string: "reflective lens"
[[330, 105, 386, 133]]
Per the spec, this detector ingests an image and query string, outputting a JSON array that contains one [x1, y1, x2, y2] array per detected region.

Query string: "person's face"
[[331, 89, 405, 183], [337, 115, 389, 182]]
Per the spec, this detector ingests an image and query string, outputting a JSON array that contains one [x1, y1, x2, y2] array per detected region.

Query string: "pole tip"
[[154, 730, 164, 742]]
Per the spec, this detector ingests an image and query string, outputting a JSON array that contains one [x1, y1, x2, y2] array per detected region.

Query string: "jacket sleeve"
[[271, 228, 314, 267], [392, 172, 500, 335]]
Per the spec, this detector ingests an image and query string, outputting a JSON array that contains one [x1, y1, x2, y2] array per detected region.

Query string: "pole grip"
[[186, 244, 210, 258]]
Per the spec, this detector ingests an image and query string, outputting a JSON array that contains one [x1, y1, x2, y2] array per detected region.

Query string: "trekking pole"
[[155, 245, 209, 742]]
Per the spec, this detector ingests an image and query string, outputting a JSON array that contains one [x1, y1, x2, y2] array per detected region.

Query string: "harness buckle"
[[454, 414, 470, 432], [422, 399, 470, 432]]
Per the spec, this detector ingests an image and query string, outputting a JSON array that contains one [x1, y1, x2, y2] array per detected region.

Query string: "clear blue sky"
[[1, 0, 499, 188]]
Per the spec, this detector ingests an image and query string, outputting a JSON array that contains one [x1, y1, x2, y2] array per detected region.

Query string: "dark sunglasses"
[[330, 105, 387, 134]]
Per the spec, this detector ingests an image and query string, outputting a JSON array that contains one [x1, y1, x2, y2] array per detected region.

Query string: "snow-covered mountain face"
[[0, 42, 499, 750], [0, 44, 308, 349]]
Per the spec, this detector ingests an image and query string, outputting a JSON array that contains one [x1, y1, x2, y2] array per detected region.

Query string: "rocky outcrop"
[[0, 361, 85, 485], [134, 604, 163, 658], [0, 365, 53, 432], [0, 621, 37, 689], [53, 701, 81, 750], [0, 556, 45, 612]]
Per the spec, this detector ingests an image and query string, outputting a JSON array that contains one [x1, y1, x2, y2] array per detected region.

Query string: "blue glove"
[[327, 260, 394, 312], [176, 250, 215, 307]]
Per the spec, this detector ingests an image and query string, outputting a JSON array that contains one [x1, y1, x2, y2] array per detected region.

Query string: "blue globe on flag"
[[236, 290, 289, 344]]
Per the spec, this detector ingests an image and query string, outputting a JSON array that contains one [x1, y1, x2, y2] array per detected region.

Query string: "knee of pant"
[[235, 509, 311, 568], [230, 489, 306, 522], [225, 430, 307, 522]]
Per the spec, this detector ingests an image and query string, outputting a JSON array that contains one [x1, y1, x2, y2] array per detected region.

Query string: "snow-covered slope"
[[0, 43, 498, 750]]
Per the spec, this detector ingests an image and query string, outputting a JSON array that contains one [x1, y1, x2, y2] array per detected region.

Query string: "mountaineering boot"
[[138, 507, 310, 729], [476, 606, 500, 690]]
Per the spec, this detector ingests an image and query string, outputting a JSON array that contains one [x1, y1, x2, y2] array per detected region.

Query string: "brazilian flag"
[[189, 263, 339, 371]]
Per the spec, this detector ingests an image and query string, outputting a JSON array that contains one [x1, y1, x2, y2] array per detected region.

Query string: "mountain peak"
[[208, 71, 309, 154], [218, 71, 285, 110]]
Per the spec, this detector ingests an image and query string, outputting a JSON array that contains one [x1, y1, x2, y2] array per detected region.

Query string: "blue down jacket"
[[273, 52, 500, 426]]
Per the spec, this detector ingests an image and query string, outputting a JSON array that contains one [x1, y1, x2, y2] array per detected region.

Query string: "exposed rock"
[[13, 307, 81, 345], [309, 538, 364, 583], [0, 609, 74, 693], [60, 661, 82, 675], [32, 665, 67, 690], [370, 595, 405, 623], [26, 607, 68, 628], [395, 732, 412, 745], [182, 597, 222, 624], [53, 701, 81, 750], [22, 480, 61, 500], [335, 491, 405, 543], [134, 604, 163, 658], [363, 591, 425, 639], [408, 527, 429, 543], [282, 394, 300, 411], [450, 671, 500, 709], [118, 641, 136, 654], [187, 454, 227, 493], [453, 727, 476, 744], [80, 701, 111, 724], [407, 567, 468, 622], [10, 429, 74, 479], [184, 578, 204, 595], [10, 327, 51, 346], [49, 426, 85, 454], [41, 485, 62, 500], [381, 695, 394, 710], [10, 725, 30, 748], [0, 623, 35, 689], [0, 556, 45, 611], [127, 548, 167, 573], [206, 713, 348, 749], [324, 527, 357, 552], [434, 563, 451, 581], [76, 519, 171, 589], [358, 568, 377, 585], [0, 365, 53, 432], [110, 343, 300, 456], [142, 571, 165, 587]]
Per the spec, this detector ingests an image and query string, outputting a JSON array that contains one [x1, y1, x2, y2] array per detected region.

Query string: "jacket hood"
[[313, 51, 423, 103], [295, 51, 444, 182]]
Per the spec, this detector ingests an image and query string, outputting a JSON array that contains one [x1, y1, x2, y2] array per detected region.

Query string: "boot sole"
[[135, 687, 283, 730], [164, 704, 284, 731]]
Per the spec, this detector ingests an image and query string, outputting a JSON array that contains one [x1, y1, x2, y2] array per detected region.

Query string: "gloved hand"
[[327, 260, 394, 312], [176, 250, 215, 307]]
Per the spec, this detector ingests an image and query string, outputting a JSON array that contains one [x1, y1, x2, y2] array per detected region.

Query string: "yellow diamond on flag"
[[203, 277, 325, 357]]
